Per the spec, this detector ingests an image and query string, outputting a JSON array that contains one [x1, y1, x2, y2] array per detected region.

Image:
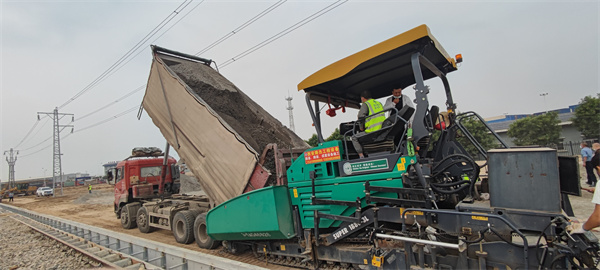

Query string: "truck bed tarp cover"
[[143, 55, 258, 205]]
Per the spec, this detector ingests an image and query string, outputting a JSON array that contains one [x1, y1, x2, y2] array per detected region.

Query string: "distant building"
[[102, 161, 119, 177], [486, 105, 587, 152], [2, 172, 90, 189]]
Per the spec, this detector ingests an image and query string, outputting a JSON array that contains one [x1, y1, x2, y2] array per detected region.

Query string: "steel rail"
[[5, 210, 148, 269], [0, 203, 268, 270]]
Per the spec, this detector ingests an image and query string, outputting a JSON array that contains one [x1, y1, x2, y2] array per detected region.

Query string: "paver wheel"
[[120, 204, 137, 229], [194, 213, 220, 249], [137, 207, 154, 233], [173, 210, 195, 244]]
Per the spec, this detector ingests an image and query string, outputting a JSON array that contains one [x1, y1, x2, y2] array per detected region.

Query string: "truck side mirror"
[[106, 169, 116, 185], [171, 164, 181, 180]]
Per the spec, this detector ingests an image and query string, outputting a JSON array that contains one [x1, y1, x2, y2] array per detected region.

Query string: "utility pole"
[[3, 148, 18, 189], [38, 108, 73, 197], [285, 95, 295, 132], [540, 92, 549, 113]]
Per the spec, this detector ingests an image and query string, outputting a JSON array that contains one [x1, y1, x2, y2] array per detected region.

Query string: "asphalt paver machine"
[[183, 25, 600, 269]]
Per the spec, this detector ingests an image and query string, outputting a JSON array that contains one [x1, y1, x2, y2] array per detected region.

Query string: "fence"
[[555, 140, 599, 156]]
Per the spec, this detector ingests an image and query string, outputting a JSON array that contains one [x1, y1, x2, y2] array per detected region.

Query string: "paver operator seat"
[[357, 106, 415, 155]]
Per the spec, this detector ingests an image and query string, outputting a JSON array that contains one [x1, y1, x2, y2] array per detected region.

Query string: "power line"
[[13, 118, 40, 148], [23, 104, 137, 157], [20, 133, 53, 152], [16, 118, 51, 150], [20, 94, 138, 155], [20, 130, 71, 158], [58, 0, 194, 110], [77, 84, 145, 121], [195, 0, 286, 56], [17, 0, 346, 159], [75, 105, 139, 133], [220, 0, 347, 68], [100, 0, 207, 84], [64, 1, 205, 122], [17, 1, 196, 158], [12, 114, 52, 149], [13, 1, 201, 149], [20, 118, 70, 152]]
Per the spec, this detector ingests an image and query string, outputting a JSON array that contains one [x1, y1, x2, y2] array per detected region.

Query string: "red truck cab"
[[113, 156, 180, 216]]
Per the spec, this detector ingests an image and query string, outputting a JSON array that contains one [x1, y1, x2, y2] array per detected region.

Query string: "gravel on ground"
[[0, 211, 97, 270]]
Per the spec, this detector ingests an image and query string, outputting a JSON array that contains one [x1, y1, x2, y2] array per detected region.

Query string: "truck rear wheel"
[[137, 207, 154, 233], [173, 210, 195, 244], [194, 213, 220, 249], [120, 204, 137, 229]]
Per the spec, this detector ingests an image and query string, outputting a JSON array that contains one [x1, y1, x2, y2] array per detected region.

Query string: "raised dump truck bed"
[[142, 46, 307, 205]]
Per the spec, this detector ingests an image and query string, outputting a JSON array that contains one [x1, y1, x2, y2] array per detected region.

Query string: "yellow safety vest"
[[364, 99, 385, 133]]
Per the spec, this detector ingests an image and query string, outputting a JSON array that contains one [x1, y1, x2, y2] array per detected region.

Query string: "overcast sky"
[[1, 0, 598, 180]]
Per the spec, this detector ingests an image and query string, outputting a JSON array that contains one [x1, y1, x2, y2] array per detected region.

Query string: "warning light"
[[455, 54, 463, 64]]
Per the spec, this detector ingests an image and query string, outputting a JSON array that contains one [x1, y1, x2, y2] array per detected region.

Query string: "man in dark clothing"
[[592, 143, 600, 177], [383, 88, 415, 126], [582, 142, 597, 187]]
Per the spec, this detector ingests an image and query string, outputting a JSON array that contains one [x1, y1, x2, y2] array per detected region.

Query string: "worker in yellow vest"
[[88, 184, 92, 194], [351, 90, 386, 158]]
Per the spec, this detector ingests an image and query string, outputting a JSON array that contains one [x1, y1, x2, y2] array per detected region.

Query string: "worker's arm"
[[357, 104, 368, 118], [382, 97, 393, 111], [584, 204, 600, 231], [357, 104, 368, 131]]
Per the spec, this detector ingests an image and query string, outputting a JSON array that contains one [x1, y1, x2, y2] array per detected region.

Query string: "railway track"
[[0, 203, 268, 270]]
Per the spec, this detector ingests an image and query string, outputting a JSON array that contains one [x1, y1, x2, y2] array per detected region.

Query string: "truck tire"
[[137, 207, 154, 233], [173, 210, 195, 244], [120, 204, 137, 229], [194, 213, 220, 249]]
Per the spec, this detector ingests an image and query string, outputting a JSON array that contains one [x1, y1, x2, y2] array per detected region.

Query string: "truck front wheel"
[[120, 204, 137, 229], [173, 211, 195, 244], [194, 213, 220, 249], [137, 207, 154, 233]]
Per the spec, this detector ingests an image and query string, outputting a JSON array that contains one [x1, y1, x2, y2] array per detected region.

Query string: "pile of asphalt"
[[165, 60, 307, 155]]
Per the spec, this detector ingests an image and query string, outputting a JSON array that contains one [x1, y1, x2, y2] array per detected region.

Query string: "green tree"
[[305, 128, 345, 147], [325, 128, 343, 141], [305, 134, 319, 147], [572, 94, 600, 139], [507, 112, 561, 146], [456, 116, 498, 158]]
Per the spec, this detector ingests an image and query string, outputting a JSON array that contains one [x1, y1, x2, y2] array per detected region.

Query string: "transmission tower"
[[38, 108, 73, 197], [285, 95, 295, 132], [3, 148, 18, 189]]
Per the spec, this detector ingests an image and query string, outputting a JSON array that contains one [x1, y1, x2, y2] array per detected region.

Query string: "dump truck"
[[111, 147, 183, 229], [138, 25, 600, 269], [117, 47, 307, 245]]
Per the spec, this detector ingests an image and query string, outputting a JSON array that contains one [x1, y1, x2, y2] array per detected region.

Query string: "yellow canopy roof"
[[298, 24, 457, 108]]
